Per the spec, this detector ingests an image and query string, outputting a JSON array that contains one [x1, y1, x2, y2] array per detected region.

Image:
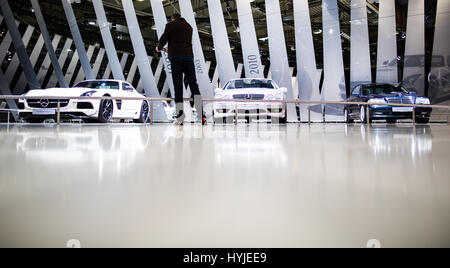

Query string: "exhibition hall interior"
[[0, 0, 449, 248]]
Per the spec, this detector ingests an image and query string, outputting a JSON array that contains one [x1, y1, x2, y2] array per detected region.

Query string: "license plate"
[[32, 109, 56, 115], [392, 107, 413, 112]]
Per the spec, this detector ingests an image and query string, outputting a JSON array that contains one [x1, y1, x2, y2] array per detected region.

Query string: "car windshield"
[[74, 81, 120, 90], [224, 79, 276, 90], [362, 85, 410, 95]]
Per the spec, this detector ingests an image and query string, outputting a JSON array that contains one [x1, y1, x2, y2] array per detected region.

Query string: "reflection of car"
[[17, 79, 150, 123], [213, 79, 287, 123], [344, 83, 432, 124]]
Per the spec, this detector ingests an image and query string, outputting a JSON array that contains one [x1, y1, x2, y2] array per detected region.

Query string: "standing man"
[[156, 13, 206, 125]]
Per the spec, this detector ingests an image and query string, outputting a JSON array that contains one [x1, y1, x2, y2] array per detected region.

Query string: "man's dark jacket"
[[157, 18, 194, 59]]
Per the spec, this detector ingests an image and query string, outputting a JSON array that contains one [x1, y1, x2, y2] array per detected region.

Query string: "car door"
[[122, 82, 141, 117]]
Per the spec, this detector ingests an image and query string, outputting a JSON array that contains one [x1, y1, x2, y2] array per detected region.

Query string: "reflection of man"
[[156, 13, 206, 125]]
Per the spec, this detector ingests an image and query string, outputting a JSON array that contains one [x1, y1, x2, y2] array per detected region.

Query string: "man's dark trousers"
[[170, 56, 203, 120]]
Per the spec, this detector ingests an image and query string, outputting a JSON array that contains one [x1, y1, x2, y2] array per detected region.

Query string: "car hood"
[[24, 87, 103, 97], [368, 93, 419, 99], [219, 88, 282, 95]]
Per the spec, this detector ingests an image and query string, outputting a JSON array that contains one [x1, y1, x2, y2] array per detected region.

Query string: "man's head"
[[171, 13, 181, 22]]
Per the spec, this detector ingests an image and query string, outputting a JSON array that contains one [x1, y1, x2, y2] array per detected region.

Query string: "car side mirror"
[[383, 60, 389, 65], [279, 87, 288, 94]]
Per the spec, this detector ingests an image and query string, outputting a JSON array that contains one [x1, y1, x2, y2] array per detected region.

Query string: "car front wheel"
[[134, 101, 150, 123], [98, 99, 113, 123], [344, 109, 354, 123]]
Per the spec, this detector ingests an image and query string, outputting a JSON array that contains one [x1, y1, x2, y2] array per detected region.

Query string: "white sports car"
[[18, 79, 150, 123], [213, 78, 287, 123]]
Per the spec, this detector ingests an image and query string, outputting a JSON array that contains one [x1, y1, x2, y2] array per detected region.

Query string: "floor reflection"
[[0, 124, 449, 247]]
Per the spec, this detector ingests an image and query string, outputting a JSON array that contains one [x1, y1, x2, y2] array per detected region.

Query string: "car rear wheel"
[[344, 109, 354, 123], [134, 101, 150, 123], [98, 99, 113, 123]]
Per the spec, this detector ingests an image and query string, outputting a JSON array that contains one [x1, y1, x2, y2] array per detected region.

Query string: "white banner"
[[376, 0, 398, 83], [322, 0, 346, 121], [207, 0, 236, 84], [294, 0, 322, 122], [236, 0, 264, 78], [65, 50, 79, 86], [47, 38, 74, 87], [179, 0, 213, 98], [36, 34, 61, 86], [14, 35, 45, 93], [265, 0, 298, 122], [403, 0, 425, 96], [74, 45, 95, 84], [350, 0, 372, 87]]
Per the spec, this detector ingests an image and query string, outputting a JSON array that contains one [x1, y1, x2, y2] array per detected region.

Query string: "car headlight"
[[265, 94, 274, 100], [368, 98, 387, 104], [416, 97, 430, 105], [81, 91, 97, 97], [274, 93, 283, 100]]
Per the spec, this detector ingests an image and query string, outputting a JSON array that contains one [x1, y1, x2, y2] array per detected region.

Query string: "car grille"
[[233, 94, 265, 100], [27, 99, 70, 108], [386, 97, 414, 104]]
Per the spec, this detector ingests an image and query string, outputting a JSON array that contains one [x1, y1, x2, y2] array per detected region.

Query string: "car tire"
[[344, 109, 354, 123], [98, 98, 113, 123], [134, 101, 150, 123], [360, 106, 372, 124], [386, 118, 397, 124], [416, 118, 430, 124]]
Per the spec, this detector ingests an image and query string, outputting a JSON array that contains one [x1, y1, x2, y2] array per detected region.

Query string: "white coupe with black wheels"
[[18, 80, 150, 123], [213, 79, 287, 123]]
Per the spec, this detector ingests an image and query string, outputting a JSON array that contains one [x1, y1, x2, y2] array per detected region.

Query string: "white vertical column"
[[103, 64, 111, 79], [350, 0, 372, 87], [47, 38, 73, 88], [236, 63, 243, 78], [429, 0, 450, 103], [36, 35, 61, 86], [14, 35, 45, 93], [294, 0, 322, 121], [207, 0, 236, 83], [122, 0, 166, 121], [322, 0, 346, 121], [265, 0, 298, 122], [403, 0, 425, 95], [65, 50, 79, 86], [376, 0, 398, 83], [179, 0, 213, 98], [126, 57, 138, 84], [61, 0, 94, 80], [5, 25, 35, 85], [150, 0, 175, 98], [153, 58, 164, 86], [91, 48, 106, 79], [92, 0, 125, 81], [236, 0, 264, 78], [74, 45, 95, 84]]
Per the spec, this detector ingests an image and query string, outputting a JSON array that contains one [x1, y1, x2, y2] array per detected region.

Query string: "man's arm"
[[156, 24, 170, 52]]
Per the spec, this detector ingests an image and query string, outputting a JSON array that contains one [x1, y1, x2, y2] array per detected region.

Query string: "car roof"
[[358, 83, 400, 87], [77, 79, 127, 83]]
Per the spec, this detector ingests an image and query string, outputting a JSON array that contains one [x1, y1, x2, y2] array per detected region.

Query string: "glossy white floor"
[[0, 123, 449, 248]]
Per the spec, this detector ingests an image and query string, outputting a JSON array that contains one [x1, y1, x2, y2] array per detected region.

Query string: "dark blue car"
[[344, 84, 432, 123]]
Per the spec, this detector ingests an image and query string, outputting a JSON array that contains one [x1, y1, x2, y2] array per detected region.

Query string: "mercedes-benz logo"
[[245, 94, 251, 100], [39, 99, 50, 108]]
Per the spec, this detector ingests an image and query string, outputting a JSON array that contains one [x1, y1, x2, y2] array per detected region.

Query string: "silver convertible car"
[[18, 79, 150, 123], [213, 78, 288, 123]]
